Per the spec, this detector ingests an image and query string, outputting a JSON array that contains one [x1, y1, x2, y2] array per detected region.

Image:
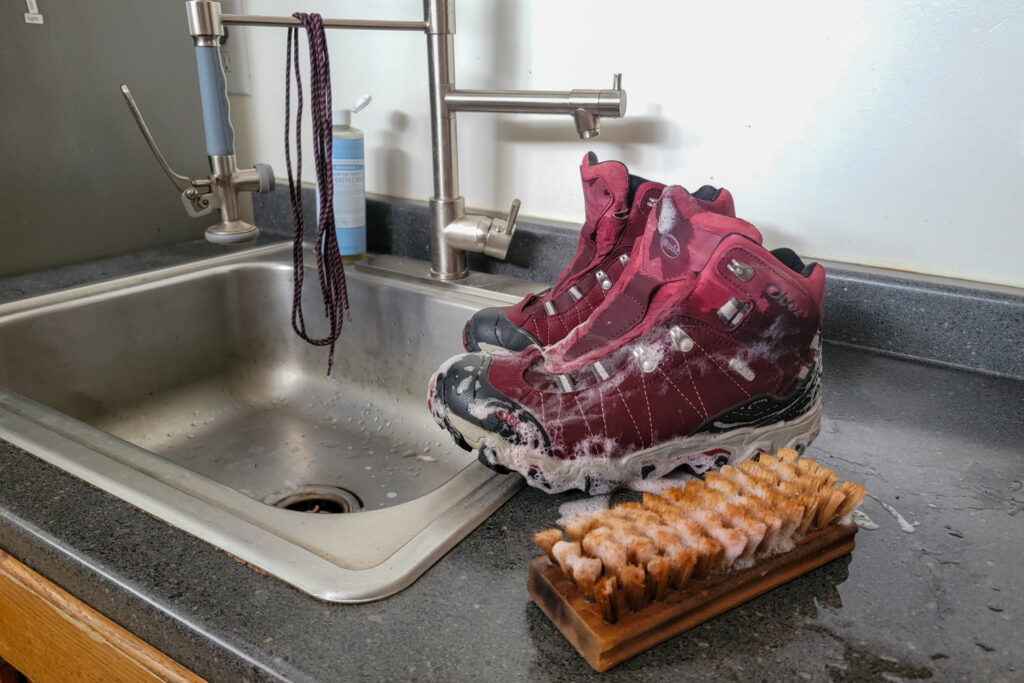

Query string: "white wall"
[[232, 0, 1024, 288]]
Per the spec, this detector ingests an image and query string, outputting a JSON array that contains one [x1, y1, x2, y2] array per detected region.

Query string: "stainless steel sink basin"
[[0, 244, 534, 601]]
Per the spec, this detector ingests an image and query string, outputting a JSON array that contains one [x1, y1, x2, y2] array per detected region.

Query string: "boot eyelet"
[[717, 297, 751, 328], [669, 326, 694, 352], [726, 258, 756, 281], [632, 346, 659, 373]]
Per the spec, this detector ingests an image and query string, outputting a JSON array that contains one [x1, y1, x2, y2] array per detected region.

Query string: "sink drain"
[[264, 485, 363, 514]]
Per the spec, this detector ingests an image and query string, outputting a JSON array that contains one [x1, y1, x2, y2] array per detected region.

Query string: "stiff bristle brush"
[[528, 449, 866, 671]]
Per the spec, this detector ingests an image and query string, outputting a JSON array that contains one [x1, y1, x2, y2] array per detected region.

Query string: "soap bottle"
[[328, 94, 372, 264]]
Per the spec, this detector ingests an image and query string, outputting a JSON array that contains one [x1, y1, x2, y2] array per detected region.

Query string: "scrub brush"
[[528, 449, 865, 671]]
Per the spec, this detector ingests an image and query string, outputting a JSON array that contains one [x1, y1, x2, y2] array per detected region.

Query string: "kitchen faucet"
[[121, 0, 627, 280]]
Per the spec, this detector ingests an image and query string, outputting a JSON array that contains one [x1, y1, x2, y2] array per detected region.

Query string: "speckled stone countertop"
[[1, 237, 1023, 681]]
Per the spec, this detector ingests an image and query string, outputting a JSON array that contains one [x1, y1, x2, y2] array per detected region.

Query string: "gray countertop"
[[1, 241, 1022, 682]]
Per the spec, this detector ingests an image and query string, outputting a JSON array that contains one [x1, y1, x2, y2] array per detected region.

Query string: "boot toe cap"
[[463, 307, 541, 352], [431, 354, 551, 456]]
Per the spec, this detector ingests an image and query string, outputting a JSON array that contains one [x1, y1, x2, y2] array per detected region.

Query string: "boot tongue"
[[639, 185, 762, 281], [540, 152, 633, 299], [580, 152, 631, 233]]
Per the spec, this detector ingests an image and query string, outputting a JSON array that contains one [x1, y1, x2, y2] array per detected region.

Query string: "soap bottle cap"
[[332, 107, 352, 127], [333, 94, 372, 127]]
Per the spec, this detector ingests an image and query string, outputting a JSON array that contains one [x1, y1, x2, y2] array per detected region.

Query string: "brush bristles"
[[595, 575, 620, 623], [620, 564, 647, 613], [571, 557, 602, 599], [537, 451, 865, 623], [533, 528, 564, 565], [646, 556, 671, 602]]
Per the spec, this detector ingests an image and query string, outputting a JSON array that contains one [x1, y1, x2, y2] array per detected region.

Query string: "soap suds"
[[624, 469, 698, 495], [851, 509, 879, 530], [871, 496, 916, 533], [556, 495, 611, 527]]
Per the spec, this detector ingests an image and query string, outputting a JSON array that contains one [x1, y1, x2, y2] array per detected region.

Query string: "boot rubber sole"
[[443, 396, 822, 495]]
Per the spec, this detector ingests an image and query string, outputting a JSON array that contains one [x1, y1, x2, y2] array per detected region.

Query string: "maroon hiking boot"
[[430, 186, 825, 494], [462, 152, 735, 352]]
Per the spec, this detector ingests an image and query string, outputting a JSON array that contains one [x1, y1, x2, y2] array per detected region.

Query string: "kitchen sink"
[[0, 243, 534, 601]]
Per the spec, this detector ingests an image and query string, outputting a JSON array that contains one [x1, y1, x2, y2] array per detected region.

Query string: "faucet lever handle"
[[473, 199, 520, 259], [500, 198, 521, 234], [613, 73, 622, 90], [119, 84, 195, 194]]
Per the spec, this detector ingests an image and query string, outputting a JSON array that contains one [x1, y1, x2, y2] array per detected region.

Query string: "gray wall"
[[0, 0, 214, 276]]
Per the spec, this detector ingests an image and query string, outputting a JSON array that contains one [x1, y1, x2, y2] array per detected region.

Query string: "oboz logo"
[[495, 408, 521, 429], [765, 284, 803, 315], [660, 234, 681, 258]]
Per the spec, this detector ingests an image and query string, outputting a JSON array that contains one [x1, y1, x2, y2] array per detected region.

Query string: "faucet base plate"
[[206, 220, 259, 244]]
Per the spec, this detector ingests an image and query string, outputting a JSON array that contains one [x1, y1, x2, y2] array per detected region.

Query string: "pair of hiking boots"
[[429, 153, 824, 495]]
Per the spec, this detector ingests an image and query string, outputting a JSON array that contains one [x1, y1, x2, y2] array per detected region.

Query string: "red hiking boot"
[[462, 152, 735, 352], [430, 186, 824, 494]]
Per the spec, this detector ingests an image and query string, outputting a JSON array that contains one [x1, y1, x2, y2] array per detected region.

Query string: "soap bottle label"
[[331, 136, 366, 255]]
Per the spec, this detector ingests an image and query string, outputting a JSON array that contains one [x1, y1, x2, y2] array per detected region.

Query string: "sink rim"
[[0, 244, 530, 602]]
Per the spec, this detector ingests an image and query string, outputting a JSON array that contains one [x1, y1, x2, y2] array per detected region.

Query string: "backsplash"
[[255, 187, 1024, 380]]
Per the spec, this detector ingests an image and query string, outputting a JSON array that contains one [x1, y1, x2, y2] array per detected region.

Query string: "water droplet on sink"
[[386, 491, 398, 498]]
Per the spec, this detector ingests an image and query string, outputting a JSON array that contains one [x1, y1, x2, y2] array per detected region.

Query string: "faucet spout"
[[573, 109, 600, 139], [444, 73, 626, 139]]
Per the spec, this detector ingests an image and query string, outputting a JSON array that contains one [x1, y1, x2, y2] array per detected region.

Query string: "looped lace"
[[285, 12, 350, 374]]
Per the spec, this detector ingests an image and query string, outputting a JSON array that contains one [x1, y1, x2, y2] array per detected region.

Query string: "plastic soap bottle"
[[327, 94, 372, 264]]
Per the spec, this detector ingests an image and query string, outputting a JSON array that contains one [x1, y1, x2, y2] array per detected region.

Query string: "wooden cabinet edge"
[[0, 549, 204, 683]]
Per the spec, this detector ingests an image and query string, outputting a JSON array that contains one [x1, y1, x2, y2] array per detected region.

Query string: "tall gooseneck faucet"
[[121, 0, 627, 279]]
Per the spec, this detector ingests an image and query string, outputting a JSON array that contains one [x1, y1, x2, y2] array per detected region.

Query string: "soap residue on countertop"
[[871, 495, 916, 533], [852, 509, 880, 530]]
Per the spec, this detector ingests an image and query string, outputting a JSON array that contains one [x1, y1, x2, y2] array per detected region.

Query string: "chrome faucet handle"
[[497, 198, 520, 234], [482, 199, 520, 259], [442, 198, 520, 261], [613, 73, 622, 89], [119, 85, 197, 194]]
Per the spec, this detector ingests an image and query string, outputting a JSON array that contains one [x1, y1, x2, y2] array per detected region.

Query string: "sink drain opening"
[[264, 485, 363, 514]]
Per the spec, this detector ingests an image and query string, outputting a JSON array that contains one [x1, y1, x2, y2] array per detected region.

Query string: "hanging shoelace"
[[285, 12, 349, 374]]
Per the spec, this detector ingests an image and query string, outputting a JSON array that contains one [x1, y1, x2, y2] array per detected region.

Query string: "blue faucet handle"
[[194, 44, 236, 157]]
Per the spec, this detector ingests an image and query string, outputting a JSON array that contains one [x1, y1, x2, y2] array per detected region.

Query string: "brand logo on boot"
[[495, 408, 521, 429], [765, 284, 804, 315], [660, 234, 681, 258]]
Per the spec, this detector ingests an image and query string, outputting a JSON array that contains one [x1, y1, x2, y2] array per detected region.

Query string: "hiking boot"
[[430, 186, 824, 494], [461, 152, 734, 353]]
